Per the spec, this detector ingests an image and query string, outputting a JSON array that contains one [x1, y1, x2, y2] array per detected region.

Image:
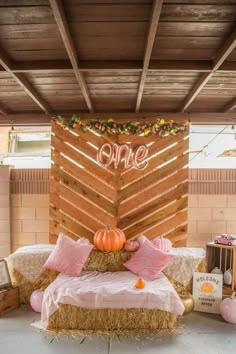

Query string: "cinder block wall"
[[11, 194, 49, 252], [187, 195, 236, 248], [0, 127, 9, 153], [1, 168, 235, 255], [10, 169, 50, 253], [187, 169, 236, 248]]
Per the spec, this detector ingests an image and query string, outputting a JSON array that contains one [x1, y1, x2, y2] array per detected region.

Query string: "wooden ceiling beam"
[[149, 60, 212, 72], [135, 0, 163, 112], [49, 0, 94, 112], [212, 28, 236, 72], [0, 48, 51, 114], [181, 27, 236, 112], [0, 60, 236, 74], [224, 97, 236, 112], [0, 103, 8, 115], [10, 60, 73, 73], [1, 112, 236, 126]]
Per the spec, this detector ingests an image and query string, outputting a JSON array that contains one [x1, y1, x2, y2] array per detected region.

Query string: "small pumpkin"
[[94, 226, 126, 252], [220, 292, 236, 324], [152, 237, 172, 252], [135, 278, 146, 289], [124, 240, 140, 252]]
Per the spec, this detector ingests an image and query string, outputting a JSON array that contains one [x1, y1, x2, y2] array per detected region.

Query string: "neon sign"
[[97, 143, 149, 170]]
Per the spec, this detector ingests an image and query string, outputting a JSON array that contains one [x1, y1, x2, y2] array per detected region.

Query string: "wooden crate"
[[0, 287, 19, 316], [206, 242, 236, 293]]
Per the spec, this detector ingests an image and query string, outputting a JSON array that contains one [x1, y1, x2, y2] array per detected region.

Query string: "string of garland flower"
[[56, 115, 189, 137]]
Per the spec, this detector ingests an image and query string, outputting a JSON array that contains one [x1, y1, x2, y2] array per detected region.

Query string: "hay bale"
[[10, 268, 59, 304], [9, 249, 131, 303], [83, 249, 133, 272], [9, 249, 206, 304], [48, 305, 178, 336]]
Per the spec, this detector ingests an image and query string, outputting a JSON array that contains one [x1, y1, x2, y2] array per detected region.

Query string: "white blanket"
[[35, 271, 184, 330]]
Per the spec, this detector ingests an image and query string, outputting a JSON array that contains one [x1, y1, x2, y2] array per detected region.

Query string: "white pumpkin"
[[223, 269, 232, 286], [152, 237, 172, 252], [211, 267, 222, 275], [136, 235, 147, 245]]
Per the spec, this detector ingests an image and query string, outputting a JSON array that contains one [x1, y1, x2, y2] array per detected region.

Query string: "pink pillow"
[[123, 239, 175, 281], [43, 233, 93, 276]]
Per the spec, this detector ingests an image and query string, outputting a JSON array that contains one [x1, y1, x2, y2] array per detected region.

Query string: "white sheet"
[[34, 271, 184, 330]]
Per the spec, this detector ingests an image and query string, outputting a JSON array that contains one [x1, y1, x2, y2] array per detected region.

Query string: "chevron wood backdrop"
[[50, 120, 189, 247]]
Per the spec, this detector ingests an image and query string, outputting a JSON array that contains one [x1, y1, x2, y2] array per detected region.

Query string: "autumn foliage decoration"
[[56, 115, 189, 137]]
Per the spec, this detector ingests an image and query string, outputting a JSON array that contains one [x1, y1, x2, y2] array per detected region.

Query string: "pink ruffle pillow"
[[123, 238, 175, 281], [43, 233, 93, 276], [152, 237, 172, 252]]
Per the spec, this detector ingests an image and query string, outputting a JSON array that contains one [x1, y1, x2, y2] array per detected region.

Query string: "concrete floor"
[[0, 307, 236, 354]]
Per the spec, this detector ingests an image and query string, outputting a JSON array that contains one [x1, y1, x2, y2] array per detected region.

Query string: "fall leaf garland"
[[56, 114, 189, 137]]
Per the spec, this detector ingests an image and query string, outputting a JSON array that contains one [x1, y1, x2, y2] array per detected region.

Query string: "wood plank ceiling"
[[0, 0, 236, 125]]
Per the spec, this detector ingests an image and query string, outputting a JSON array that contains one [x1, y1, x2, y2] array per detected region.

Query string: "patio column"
[[0, 165, 11, 257]]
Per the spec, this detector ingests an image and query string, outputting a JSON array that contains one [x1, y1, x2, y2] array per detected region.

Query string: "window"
[[0, 127, 51, 168], [189, 125, 236, 168]]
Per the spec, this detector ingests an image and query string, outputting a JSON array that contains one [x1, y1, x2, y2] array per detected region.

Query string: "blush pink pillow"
[[123, 239, 175, 281], [43, 233, 93, 276]]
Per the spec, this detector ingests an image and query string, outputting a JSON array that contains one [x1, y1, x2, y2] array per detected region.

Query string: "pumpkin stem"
[[231, 292, 235, 299], [107, 225, 110, 231]]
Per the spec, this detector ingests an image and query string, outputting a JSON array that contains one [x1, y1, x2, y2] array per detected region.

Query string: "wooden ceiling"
[[0, 0, 236, 125]]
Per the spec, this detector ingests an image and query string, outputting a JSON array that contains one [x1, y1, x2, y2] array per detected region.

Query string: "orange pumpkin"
[[94, 226, 126, 252], [135, 278, 146, 289]]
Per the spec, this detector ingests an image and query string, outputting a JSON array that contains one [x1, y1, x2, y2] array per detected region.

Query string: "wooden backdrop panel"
[[50, 120, 189, 246]]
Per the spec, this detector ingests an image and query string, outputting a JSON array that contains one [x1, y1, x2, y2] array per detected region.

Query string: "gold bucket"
[[180, 294, 195, 314]]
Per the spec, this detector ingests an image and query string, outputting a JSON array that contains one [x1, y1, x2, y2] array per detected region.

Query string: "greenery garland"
[[56, 115, 189, 137]]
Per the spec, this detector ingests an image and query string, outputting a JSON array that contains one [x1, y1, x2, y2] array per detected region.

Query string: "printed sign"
[[193, 272, 223, 314]]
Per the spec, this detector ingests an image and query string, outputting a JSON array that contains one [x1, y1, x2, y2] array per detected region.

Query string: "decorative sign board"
[[193, 272, 223, 314]]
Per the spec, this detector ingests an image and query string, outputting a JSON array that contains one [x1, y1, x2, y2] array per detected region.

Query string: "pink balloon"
[[30, 290, 44, 313]]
